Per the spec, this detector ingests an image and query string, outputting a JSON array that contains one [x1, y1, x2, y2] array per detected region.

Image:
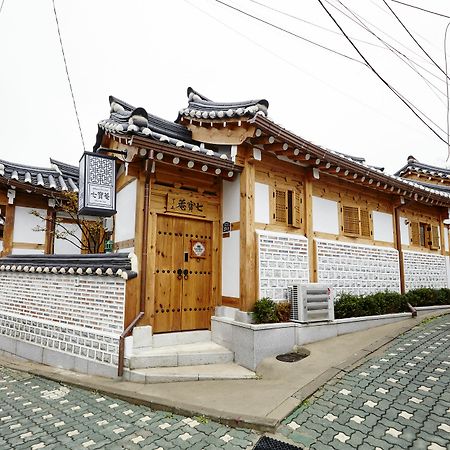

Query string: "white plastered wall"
[[312, 197, 339, 234], [54, 220, 82, 254], [222, 176, 241, 298], [255, 182, 270, 224], [115, 180, 137, 252], [222, 230, 240, 298], [399, 216, 409, 245], [222, 175, 240, 223], [372, 211, 394, 243], [12, 206, 46, 254]]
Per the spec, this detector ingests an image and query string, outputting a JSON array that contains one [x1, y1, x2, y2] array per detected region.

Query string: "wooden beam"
[[239, 155, 257, 312], [252, 135, 277, 146], [264, 142, 289, 153]]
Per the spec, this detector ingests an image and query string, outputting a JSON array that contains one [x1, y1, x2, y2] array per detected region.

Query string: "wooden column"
[[45, 209, 56, 254], [239, 157, 257, 312], [3, 204, 15, 255], [304, 171, 317, 282], [394, 206, 406, 294], [439, 213, 446, 256]]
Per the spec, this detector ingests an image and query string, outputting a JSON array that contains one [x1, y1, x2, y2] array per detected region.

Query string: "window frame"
[[340, 204, 373, 239], [271, 186, 302, 229]]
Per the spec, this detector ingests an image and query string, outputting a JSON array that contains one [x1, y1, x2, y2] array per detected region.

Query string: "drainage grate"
[[276, 352, 307, 363], [254, 436, 301, 449]]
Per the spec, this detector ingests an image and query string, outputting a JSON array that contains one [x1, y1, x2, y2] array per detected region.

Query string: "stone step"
[[152, 330, 211, 348], [125, 341, 234, 370], [123, 362, 256, 384]]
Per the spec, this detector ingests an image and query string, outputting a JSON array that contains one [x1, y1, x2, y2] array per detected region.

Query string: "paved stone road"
[[0, 367, 259, 449], [279, 315, 450, 449], [1, 316, 450, 449]]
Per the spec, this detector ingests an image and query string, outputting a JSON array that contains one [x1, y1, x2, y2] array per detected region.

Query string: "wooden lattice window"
[[341, 205, 372, 238], [409, 220, 440, 250], [273, 188, 302, 228], [430, 225, 440, 249], [410, 221, 420, 246]]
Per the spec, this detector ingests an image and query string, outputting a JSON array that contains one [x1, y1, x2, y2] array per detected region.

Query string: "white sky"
[[1, 0, 450, 174]]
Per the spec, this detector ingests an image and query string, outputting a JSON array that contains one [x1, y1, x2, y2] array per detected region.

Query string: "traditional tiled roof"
[[0, 158, 79, 193], [249, 115, 450, 206], [95, 96, 234, 166], [178, 87, 269, 120], [395, 156, 450, 179], [0, 253, 137, 280]]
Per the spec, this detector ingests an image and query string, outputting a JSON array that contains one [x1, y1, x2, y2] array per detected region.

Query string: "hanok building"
[[0, 158, 80, 256], [95, 88, 450, 336]]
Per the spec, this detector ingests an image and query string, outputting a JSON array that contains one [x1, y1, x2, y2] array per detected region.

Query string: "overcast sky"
[[1, 0, 450, 174]]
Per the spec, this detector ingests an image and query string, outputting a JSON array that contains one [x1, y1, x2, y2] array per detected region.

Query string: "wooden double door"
[[153, 215, 213, 333]]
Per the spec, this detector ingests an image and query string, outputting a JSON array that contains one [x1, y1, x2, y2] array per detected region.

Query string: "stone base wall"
[[403, 251, 448, 291], [257, 230, 309, 301], [0, 273, 126, 371], [316, 239, 401, 296]]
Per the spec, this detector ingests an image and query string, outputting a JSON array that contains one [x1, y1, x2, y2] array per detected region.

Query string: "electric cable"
[[0, 0, 5, 16], [390, 1, 450, 20], [52, 0, 85, 151], [246, 0, 387, 50], [332, 0, 447, 103], [213, 0, 365, 65], [316, 0, 449, 145], [188, 0, 447, 141], [381, 0, 449, 77]]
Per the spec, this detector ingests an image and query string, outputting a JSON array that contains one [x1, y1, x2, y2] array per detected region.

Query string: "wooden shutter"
[[274, 189, 287, 224], [430, 225, 440, 250], [360, 210, 371, 238], [410, 221, 420, 246], [292, 190, 302, 228], [342, 206, 359, 235]]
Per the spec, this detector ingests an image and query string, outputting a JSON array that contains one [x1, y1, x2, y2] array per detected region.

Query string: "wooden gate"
[[153, 215, 213, 333]]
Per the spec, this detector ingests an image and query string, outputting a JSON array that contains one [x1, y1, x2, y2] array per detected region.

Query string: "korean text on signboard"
[[166, 193, 206, 217]]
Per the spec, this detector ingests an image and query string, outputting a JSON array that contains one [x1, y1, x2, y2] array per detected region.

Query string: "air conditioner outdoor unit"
[[288, 284, 335, 323]]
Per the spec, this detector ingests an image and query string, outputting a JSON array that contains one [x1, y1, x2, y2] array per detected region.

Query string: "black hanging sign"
[[78, 152, 116, 217]]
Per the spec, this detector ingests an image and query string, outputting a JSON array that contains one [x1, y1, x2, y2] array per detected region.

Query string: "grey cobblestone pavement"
[[0, 367, 260, 449], [279, 315, 450, 449], [1, 316, 450, 449]]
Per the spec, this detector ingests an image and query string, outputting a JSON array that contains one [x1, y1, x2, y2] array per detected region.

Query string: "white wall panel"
[[372, 211, 394, 243], [222, 175, 240, 223], [11, 248, 45, 255], [400, 216, 409, 246], [13, 207, 46, 244], [312, 197, 339, 235], [115, 180, 137, 243], [222, 230, 240, 298], [445, 227, 449, 252], [54, 221, 82, 254], [255, 182, 270, 224]]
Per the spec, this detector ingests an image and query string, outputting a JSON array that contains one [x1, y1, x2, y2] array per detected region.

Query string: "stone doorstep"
[[123, 362, 257, 384], [125, 341, 234, 370]]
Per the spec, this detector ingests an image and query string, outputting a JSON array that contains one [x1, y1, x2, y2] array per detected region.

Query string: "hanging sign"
[[191, 240, 207, 258], [167, 193, 206, 217], [78, 152, 116, 217], [222, 221, 231, 238]]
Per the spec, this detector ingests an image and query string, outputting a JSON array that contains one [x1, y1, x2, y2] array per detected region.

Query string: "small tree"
[[32, 192, 111, 254]]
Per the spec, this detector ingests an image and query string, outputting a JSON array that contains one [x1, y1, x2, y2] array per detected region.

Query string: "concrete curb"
[[0, 313, 447, 433]]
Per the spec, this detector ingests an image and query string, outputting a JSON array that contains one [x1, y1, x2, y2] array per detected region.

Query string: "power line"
[[246, 0, 387, 50], [0, 0, 6, 16], [51, 0, 85, 151], [213, 0, 365, 65], [331, 0, 447, 104], [381, 0, 449, 78], [316, 0, 449, 145], [185, 0, 434, 137], [391, 1, 450, 20]]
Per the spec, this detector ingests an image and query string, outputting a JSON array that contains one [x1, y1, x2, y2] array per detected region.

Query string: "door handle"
[[177, 268, 183, 280], [183, 269, 189, 280]]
